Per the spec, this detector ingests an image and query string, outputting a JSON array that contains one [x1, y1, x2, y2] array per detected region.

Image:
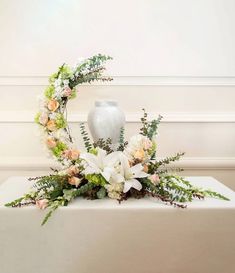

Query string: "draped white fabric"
[[0, 176, 235, 273]]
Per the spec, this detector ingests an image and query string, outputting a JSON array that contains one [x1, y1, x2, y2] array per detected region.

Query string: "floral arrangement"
[[5, 54, 229, 225]]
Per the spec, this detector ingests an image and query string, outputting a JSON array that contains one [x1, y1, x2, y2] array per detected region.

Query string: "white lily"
[[80, 148, 120, 182], [119, 154, 148, 193]]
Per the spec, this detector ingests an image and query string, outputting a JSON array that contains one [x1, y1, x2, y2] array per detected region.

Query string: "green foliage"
[[97, 187, 107, 199], [44, 85, 55, 99], [141, 174, 229, 206], [51, 142, 67, 157], [41, 197, 67, 226], [32, 175, 70, 200], [80, 123, 93, 152], [140, 109, 148, 136], [69, 88, 77, 99], [49, 72, 58, 84], [160, 175, 194, 202], [59, 64, 73, 80], [93, 138, 113, 153], [89, 148, 98, 155], [63, 189, 77, 202], [55, 114, 67, 129], [150, 152, 185, 171], [117, 127, 128, 151], [70, 54, 113, 88], [42, 182, 95, 225], [85, 174, 106, 186], [202, 189, 230, 201], [147, 116, 163, 139], [5, 196, 26, 207], [72, 182, 95, 197], [34, 112, 41, 124], [140, 109, 162, 139]]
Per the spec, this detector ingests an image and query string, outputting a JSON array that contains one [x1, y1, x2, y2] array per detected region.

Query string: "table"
[[0, 176, 235, 273]]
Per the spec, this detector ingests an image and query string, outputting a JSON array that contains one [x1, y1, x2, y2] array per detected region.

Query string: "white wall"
[[0, 0, 235, 188]]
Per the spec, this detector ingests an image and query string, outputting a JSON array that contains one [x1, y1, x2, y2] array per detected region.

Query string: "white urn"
[[87, 100, 125, 144]]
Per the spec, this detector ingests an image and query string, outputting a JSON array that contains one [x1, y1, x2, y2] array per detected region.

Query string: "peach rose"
[[46, 137, 57, 148], [67, 165, 79, 176], [47, 120, 57, 131], [70, 149, 80, 160], [143, 164, 149, 173], [36, 199, 48, 210], [68, 176, 81, 187], [63, 87, 72, 97], [134, 149, 145, 161], [39, 112, 48, 126], [63, 149, 80, 160], [47, 99, 60, 112], [149, 174, 160, 185]]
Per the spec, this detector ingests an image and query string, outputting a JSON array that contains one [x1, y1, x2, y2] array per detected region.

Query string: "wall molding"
[[1, 76, 235, 86], [0, 111, 235, 123], [0, 156, 234, 171]]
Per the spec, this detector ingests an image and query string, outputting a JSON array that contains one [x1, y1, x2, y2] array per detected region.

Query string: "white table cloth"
[[0, 176, 235, 273]]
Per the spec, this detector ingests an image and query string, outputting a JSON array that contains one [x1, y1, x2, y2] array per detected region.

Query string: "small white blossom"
[[54, 78, 62, 87]]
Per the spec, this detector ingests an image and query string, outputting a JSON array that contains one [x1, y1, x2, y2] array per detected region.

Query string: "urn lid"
[[95, 100, 118, 107]]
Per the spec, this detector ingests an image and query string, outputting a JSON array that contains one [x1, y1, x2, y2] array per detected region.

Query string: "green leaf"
[[97, 187, 107, 199]]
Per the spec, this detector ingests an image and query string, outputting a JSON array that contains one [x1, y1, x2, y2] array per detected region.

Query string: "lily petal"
[[123, 179, 142, 193], [101, 166, 114, 182], [131, 163, 148, 178], [80, 153, 100, 172]]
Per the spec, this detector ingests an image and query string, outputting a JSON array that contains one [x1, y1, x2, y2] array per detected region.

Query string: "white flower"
[[63, 79, 69, 86], [105, 182, 124, 199], [124, 134, 154, 162], [49, 112, 57, 119], [80, 148, 120, 182], [119, 154, 148, 193], [54, 78, 62, 87]]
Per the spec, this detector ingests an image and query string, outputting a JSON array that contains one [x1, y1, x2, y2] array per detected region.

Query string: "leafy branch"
[[41, 182, 95, 225], [152, 152, 185, 170], [140, 109, 162, 139], [117, 127, 128, 151], [93, 138, 114, 153], [80, 123, 93, 152]]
